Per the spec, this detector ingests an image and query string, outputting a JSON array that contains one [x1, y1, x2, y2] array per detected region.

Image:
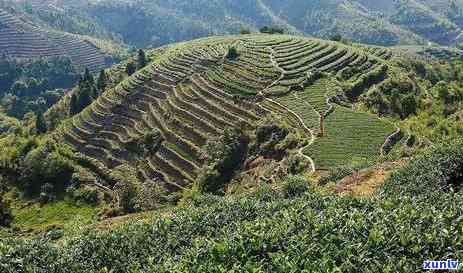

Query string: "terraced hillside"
[[0, 8, 108, 71], [55, 34, 399, 193]]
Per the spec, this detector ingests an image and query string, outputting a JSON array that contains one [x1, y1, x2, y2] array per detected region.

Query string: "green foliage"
[[226, 47, 239, 60], [137, 49, 148, 70], [111, 165, 141, 214], [125, 130, 163, 156], [382, 139, 463, 195], [259, 26, 285, 34], [35, 112, 47, 135], [0, 194, 13, 227], [318, 158, 375, 185], [125, 62, 136, 76], [198, 127, 250, 194], [330, 33, 343, 42], [0, 56, 80, 118], [239, 28, 251, 34], [346, 64, 388, 100], [96, 69, 108, 93], [69, 69, 98, 115], [2, 140, 463, 272], [67, 185, 99, 205], [281, 175, 310, 197], [19, 140, 75, 196]]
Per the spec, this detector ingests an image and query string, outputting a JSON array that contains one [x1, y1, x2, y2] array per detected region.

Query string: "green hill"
[[2, 33, 463, 233], [11, 0, 463, 48], [48, 35, 397, 198], [4, 0, 463, 55], [0, 5, 123, 71]]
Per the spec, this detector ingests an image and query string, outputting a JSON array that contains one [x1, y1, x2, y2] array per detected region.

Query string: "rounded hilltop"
[[53, 33, 398, 198]]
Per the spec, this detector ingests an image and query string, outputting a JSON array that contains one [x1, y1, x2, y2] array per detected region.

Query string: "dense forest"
[[6, 0, 463, 49], [0, 56, 81, 118]]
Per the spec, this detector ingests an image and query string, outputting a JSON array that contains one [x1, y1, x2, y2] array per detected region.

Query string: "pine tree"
[[78, 82, 94, 111], [35, 111, 47, 134], [226, 47, 239, 60], [137, 49, 148, 70], [0, 194, 13, 227], [83, 68, 94, 85], [97, 69, 107, 93], [126, 62, 136, 76], [70, 92, 78, 115]]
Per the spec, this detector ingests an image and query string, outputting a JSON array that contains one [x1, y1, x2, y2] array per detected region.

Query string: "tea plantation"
[[1, 140, 462, 272]]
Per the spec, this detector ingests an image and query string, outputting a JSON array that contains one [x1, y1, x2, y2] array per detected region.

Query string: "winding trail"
[[260, 46, 286, 95], [259, 44, 318, 173]]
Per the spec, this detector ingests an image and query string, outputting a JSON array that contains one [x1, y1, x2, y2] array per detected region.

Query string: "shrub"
[[111, 165, 140, 213], [125, 62, 136, 76], [198, 127, 250, 194], [318, 159, 374, 185], [137, 49, 148, 70], [346, 64, 388, 100], [39, 183, 55, 204], [253, 182, 281, 202], [136, 181, 167, 210], [259, 26, 284, 34], [0, 194, 13, 227], [282, 175, 310, 198], [239, 28, 251, 34], [330, 33, 343, 42], [226, 47, 239, 60], [381, 139, 463, 195], [20, 140, 74, 195], [68, 186, 99, 205]]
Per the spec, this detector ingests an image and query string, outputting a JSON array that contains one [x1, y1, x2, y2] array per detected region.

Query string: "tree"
[[240, 28, 251, 34], [401, 94, 418, 118], [82, 68, 94, 85], [330, 33, 343, 42], [69, 92, 79, 115], [137, 49, 148, 70], [35, 111, 47, 134], [77, 83, 94, 111], [197, 127, 250, 194], [0, 194, 13, 227], [226, 47, 239, 60], [96, 69, 107, 93], [259, 26, 284, 34], [126, 62, 136, 76]]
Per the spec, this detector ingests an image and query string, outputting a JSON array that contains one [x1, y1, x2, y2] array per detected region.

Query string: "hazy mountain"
[[4, 0, 463, 49]]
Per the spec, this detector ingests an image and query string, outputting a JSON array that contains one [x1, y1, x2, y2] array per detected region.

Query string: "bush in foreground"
[[1, 140, 463, 272]]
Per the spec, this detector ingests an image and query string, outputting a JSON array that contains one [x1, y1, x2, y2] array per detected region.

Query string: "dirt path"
[[261, 45, 317, 173], [265, 98, 316, 173], [334, 161, 405, 196]]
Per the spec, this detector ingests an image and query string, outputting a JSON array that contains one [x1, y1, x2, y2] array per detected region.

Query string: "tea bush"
[[1, 136, 463, 273]]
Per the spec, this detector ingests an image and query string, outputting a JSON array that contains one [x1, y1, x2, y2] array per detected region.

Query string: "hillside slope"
[[0, 7, 112, 71], [52, 34, 399, 197], [5, 0, 463, 48]]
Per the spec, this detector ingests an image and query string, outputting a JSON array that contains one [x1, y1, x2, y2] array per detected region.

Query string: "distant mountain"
[[4, 0, 463, 57], [0, 1, 124, 71]]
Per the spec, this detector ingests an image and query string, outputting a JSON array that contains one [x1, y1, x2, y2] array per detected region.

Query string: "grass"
[[274, 93, 320, 129], [304, 78, 339, 114], [6, 190, 99, 234], [305, 106, 395, 169]]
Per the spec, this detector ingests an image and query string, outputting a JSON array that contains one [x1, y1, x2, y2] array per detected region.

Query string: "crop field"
[[54, 34, 397, 192], [0, 8, 108, 71], [3, 140, 463, 272], [304, 106, 396, 169]]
